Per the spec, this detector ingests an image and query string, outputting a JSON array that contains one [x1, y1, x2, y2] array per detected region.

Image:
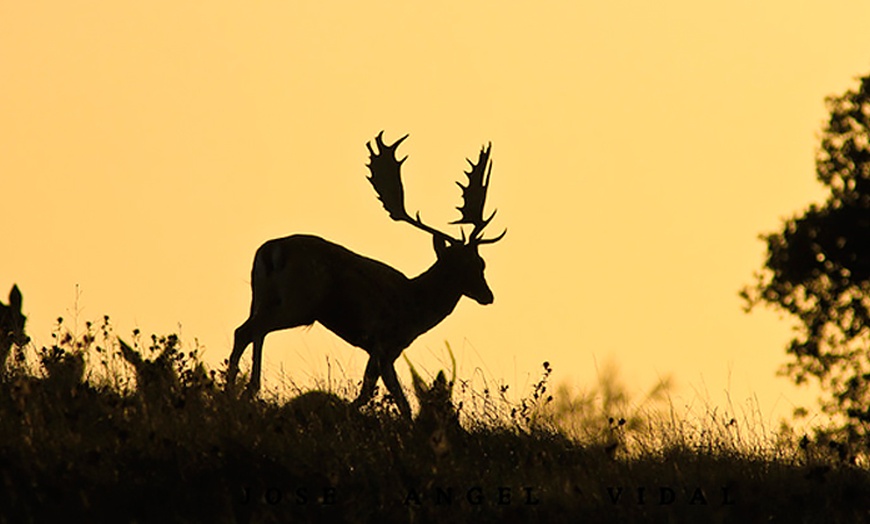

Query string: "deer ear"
[[433, 235, 450, 258], [9, 285, 22, 309]]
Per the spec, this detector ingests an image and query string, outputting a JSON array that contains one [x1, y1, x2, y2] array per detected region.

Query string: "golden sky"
[[3, 1, 870, 425]]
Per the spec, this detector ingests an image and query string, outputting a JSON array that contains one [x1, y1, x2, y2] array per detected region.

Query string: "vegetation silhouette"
[[535, 359, 673, 457], [227, 132, 505, 417], [743, 70, 870, 450], [1, 314, 870, 521]]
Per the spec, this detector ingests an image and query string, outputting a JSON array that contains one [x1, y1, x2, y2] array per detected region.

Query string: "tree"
[[742, 72, 870, 444]]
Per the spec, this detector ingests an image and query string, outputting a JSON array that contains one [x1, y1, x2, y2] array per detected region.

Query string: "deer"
[[1, 285, 29, 371], [405, 345, 463, 459], [226, 132, 505, 418], [282, 349, 461, 456]]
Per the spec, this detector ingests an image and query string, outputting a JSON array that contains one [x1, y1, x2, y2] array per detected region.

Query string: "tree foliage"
[[743, 72, 870, 441]]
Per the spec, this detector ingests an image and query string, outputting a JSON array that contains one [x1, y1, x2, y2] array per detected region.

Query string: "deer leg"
[[244, 334, 265, 396], [352, 356, 380, 409], [380, 356, 411, 419], [227, 320, 253, 388]]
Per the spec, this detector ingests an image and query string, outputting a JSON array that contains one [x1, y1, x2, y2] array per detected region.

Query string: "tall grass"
[[1, 316, 868, 523]]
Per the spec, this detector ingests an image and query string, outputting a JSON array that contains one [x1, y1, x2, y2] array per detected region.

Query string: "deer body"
[[248, 234, 470, 353], [227, 133, 504, 417]]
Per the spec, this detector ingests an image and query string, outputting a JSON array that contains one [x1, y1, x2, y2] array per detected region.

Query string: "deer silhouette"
[[283, 351, 462, 455], [227, 132, 505, 417], [405, 347, 463, 458], [1, 285, 29, 371]]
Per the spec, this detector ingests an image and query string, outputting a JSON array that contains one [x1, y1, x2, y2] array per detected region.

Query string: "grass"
[[0, 317, 868, 523]]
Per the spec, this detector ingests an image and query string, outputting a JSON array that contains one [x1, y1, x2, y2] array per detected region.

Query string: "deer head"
[[1, 285, 29, 367], [366, 132, 505, 304], [405, 345, 463, 458]]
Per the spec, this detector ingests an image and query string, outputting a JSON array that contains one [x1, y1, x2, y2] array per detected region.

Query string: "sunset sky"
[[3, 1, 870, 426]]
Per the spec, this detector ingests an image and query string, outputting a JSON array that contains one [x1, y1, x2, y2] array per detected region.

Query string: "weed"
[[0, 318, 868, 522]]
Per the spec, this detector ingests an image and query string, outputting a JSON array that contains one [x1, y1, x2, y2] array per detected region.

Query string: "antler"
[[366, 131, 410, 221], [367, 131, 461, 244], [451, 144, 506, 245]]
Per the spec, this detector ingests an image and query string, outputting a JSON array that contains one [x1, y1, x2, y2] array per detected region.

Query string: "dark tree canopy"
[[743, 73, 870, 439]]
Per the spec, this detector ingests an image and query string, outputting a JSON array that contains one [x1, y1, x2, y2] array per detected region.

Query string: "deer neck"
[[408, 259, 463, 330]]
